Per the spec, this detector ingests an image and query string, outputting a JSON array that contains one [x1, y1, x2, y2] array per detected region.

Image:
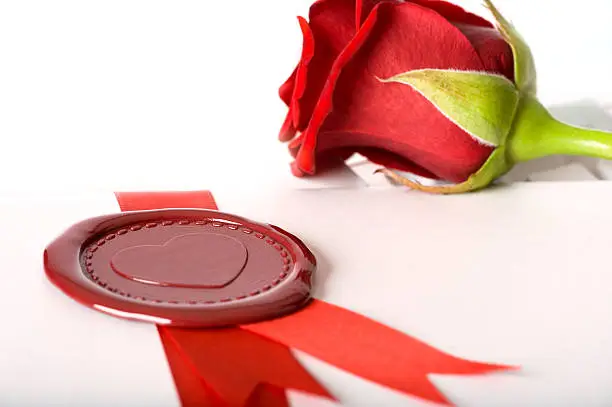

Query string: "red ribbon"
[[115, 191, 515, 407]]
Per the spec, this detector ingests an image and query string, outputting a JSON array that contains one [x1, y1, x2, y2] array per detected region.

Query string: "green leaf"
[[484, 0, 537, 94], [380, 69, 519, 147]]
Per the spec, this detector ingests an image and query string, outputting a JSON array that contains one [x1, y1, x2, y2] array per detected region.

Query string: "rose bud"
[[278, 0, 612, 193]]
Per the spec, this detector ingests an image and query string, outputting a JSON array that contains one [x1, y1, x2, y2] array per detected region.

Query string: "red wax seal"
[[44, 209, 316, 327]]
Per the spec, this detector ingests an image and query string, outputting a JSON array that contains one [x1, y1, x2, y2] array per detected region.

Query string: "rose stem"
[[507, 96, 612, 164]]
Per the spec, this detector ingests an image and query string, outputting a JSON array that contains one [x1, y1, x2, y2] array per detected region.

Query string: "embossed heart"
[[110, 233, 248, 288]]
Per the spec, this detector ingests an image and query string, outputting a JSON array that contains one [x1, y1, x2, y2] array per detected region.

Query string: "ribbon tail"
[[160, 326, 335, 407], [245, 385, 290, 407], [114, 191, 218, 212], [243, 299, 516, 406], [158, 327, 225, 407]]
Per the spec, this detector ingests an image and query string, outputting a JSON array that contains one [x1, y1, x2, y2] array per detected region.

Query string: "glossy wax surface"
[[44, 209, 315, 327]]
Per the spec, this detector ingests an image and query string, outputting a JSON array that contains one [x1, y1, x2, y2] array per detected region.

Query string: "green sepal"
[[379, 147, 511, 194], [484, 0, 537, 94], [380, 69, 519, 147]]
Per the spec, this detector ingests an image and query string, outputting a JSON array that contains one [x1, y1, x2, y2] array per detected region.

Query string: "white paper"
[[4, 183, 612, 406]]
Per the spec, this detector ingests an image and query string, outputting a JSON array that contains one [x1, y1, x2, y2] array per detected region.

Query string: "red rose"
[[279, 0, 514, 184], [279, 0, 612, 194]]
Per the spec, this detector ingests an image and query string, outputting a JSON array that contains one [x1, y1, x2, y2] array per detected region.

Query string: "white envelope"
[[2, 182, 612, 407]]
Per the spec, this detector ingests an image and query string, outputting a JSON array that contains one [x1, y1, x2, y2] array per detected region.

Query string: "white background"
[[1, 0, 612, 193]]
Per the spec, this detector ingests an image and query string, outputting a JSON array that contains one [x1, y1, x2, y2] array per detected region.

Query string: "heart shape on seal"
[[110, 232, 248, 288]]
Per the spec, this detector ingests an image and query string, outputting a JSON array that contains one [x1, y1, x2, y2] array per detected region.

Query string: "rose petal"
[[455, 23, 514, 81], [356, 0, 402, 28], [408, 0, 493, 28], [291, 161, 306, 177], [279, 68, 297, 107], [290, 16, 316, 132], [356, 0, 377, 28], [408, 0, 513, 81], [410, 0, 514, 82], [357, 1, 493, 33], [294, 1, 382, 175], [355, 147, 440, 179], [291, 0, 357, 131], [410, 1, 514, 85], [297, 1, 494, 182], [277, 18, 314, 142], [291, 135, 441, 179], [279, 109, 298, 142]]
